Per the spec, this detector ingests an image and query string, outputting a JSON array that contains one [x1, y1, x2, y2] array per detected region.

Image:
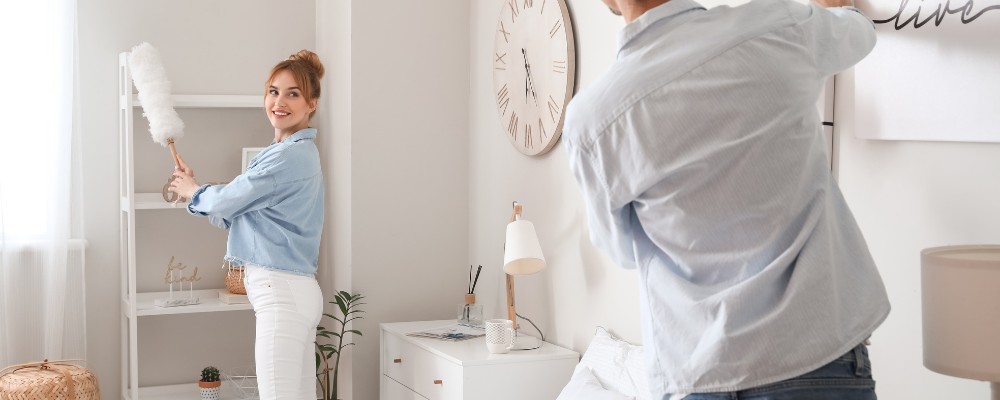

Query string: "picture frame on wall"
[[854, 0, 1000, 142], [241, 147, 265, 173]]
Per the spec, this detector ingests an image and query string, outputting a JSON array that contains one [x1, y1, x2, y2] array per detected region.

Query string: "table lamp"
[[922, 245, 1000, 399], [503, 201, 545, 350]]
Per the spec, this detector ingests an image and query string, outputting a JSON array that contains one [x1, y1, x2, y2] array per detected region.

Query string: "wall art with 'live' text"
[[855, 0, 1000, 142]]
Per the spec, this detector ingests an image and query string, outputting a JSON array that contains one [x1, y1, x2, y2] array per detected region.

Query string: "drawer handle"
[[433, 379, 443, 385], [393, 358, 402, 364]]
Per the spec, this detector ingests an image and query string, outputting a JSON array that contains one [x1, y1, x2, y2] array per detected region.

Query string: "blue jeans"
[[677, 344, 876, 400]]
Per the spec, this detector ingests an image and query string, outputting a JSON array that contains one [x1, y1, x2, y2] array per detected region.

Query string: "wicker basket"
[[225, 265, 246, 295], [0, 359, 99, 400]]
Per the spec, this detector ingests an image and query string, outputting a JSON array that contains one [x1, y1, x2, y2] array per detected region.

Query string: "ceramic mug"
[[484, 319, 516, 354]]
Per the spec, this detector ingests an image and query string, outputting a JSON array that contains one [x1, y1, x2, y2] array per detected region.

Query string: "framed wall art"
[[241, 147, 265, 173], [854, 0, 1000, 142]]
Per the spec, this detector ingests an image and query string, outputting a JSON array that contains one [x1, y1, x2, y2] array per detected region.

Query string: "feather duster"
[[128, 42, 184, 166]]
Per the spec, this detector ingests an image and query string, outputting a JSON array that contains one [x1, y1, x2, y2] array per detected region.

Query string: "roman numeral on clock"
[[499, 21, 510, 44], [553, 60, 566, 74], [497, 84, 510, 116], [547, 95, 561, 123], [508, 111, 520, 139], [495, 52, 507, 70], [550, 19, 563, 38]]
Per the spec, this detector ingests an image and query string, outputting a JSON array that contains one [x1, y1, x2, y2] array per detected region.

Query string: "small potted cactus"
[[198, 366, 221, 400]]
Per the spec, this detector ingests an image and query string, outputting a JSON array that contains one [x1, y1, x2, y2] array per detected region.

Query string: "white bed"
[[556, 327, 651, 400]]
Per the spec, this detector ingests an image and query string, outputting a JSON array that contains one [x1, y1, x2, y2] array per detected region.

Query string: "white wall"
[[315, 1, 355, 398], [468, 0, 645, 355], [79, 0, 314, 395], [315, 1, 471, 398], [468, 1, 990, 399], [836, 71, 989, 398]]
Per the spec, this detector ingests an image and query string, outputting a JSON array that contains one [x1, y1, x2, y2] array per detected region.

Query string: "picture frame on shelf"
[[241, 147, 265, 173]]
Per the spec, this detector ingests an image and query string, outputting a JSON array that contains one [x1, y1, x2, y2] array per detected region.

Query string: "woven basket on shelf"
[[225, 265, 246, 295], [0, 359, 99, 400]]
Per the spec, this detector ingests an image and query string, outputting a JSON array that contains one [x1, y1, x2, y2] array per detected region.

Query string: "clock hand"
[[524, 79, 534, 104], [522, 48, 538, 104]]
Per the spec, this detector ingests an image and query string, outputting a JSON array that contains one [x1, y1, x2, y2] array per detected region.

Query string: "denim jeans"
[[677, 344, 876, 400], [245, 264, 323, 400]]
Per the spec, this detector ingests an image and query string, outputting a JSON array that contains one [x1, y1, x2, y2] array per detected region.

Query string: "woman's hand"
[[169, 155, 201, 199], [175, 154, 195, 177]]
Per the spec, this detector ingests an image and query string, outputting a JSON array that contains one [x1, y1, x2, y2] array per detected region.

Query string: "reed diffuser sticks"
[[468, 264, 483, 295]]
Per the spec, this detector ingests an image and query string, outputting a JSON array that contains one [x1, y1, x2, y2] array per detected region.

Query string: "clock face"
[[493, 0, 576, 156]]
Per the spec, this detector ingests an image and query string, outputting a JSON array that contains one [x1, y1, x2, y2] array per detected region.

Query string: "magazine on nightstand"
[[406, 324, 485, 341]]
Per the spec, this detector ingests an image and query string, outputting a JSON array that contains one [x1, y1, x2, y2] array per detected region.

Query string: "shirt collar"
[[274, 127, 317, 144], [617, 0, 706, 54]]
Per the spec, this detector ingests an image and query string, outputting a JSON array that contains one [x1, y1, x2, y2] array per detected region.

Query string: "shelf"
[[125, 382, 243, 400], [122, 193, 190, 211], [131, 94, 262, 108], [127, 289, 252, 317], [121, 53, 259, 400]]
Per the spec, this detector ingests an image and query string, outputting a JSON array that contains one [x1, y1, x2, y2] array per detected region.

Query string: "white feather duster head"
[[128, 42, 185, 147]]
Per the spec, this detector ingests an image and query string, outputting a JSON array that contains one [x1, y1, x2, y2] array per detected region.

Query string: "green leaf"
[[315, 290, 363, 400]]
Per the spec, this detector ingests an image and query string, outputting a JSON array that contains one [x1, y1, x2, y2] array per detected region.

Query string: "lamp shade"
[[503, 219, 545, 275], [922, 245, 1000, 382]]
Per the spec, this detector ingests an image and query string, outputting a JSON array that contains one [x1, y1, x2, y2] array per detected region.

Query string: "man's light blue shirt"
[[187, 128, 324, 276], [564, 0, 890, 396]]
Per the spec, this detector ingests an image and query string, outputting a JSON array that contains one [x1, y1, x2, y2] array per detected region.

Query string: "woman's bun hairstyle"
[[286, 50, 325, 81]]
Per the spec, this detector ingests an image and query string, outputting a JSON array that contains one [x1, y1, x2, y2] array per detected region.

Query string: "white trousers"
[[245, 265, 323, 400]]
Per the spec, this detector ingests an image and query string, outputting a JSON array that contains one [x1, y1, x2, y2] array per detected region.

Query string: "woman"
[[170, 50, 326, 400]]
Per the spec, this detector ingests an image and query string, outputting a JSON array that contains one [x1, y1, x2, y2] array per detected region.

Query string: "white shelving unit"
[[119, 52, 262, 400]]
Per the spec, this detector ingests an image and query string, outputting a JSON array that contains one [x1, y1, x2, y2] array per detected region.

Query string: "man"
[[563, 0, 890, 399]]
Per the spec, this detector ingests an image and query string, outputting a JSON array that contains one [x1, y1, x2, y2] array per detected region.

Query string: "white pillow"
[[555, 365, 634, 400], [578, 327, 651, 400]]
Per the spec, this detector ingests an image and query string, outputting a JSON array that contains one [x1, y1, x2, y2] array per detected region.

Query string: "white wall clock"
[[493, 0, 576, 156]]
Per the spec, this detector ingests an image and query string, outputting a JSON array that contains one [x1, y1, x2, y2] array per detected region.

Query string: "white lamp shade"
[[922, 245, 1000, 382], [503, 219, 545, 275]]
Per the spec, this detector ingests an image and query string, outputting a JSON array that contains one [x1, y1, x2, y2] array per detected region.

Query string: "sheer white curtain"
[[0, 0, 86, 367]]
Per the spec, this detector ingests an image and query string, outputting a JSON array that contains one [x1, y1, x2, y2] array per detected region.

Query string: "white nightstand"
[[380, 320, 579, 400]]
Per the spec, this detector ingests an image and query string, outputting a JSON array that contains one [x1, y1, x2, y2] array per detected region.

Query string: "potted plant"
[[198, 366, 221, 400], [316, 291, 365, 400]]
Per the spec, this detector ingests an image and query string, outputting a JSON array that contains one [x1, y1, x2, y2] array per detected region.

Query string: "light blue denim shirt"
[[187, 128, 323, 276], [564, 0, 890, 396]]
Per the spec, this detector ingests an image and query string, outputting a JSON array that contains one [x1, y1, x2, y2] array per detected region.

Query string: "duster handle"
[[166, 138, 182, 168]]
